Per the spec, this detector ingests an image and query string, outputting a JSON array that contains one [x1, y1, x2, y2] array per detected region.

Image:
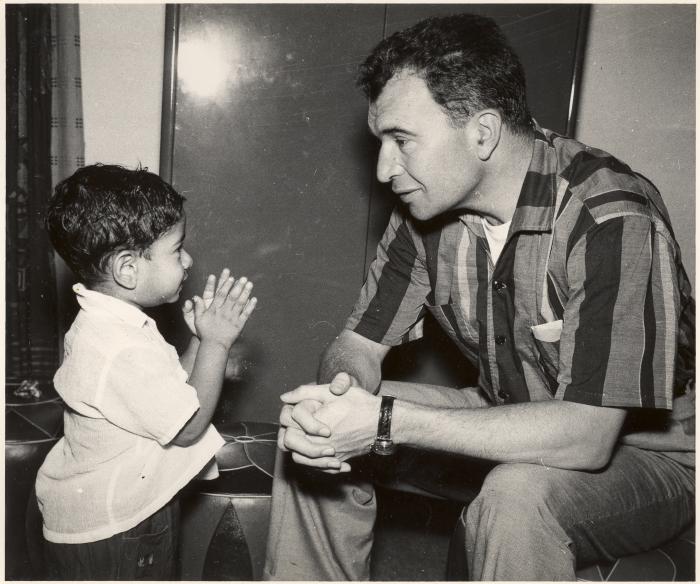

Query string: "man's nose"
[[376, 144, 402, 184]]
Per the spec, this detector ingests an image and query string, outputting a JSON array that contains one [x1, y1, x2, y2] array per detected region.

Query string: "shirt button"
[[498, 390, 511, 400], [493, 280, 507, 292], [495, 335, 507, 345]]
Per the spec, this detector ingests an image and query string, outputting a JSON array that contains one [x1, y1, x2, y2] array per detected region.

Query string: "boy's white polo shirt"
[[36, 284, 225, 544]]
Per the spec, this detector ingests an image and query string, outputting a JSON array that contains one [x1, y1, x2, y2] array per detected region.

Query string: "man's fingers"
[[282, 428, 335, 459], [290, 451, 344, 471], [290, 401, 331, 437], [281, 384, 331, 405], [277, 427, 289, 451], [279, 404, 302, 430], [329, 372, 353, 396]]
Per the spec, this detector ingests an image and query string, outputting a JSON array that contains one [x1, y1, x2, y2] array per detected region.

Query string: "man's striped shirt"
[[346, 124, 694, 463]]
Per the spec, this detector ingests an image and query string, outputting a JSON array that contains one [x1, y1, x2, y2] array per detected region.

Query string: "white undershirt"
[[481, 218, 512, 264]]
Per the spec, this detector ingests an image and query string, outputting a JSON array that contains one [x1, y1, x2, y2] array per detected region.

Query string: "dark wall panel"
[[163, 5, 588, 422], [168, 5, 385, 422]]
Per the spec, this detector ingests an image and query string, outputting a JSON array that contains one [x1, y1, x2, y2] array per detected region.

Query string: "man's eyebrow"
[[377, 126, 417, 137]]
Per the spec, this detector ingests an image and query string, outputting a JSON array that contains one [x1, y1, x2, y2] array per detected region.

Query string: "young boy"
[[36, 164, 257, 579]]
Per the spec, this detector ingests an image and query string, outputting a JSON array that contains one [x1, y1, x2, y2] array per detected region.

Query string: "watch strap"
[[372, 395, 396, 455]]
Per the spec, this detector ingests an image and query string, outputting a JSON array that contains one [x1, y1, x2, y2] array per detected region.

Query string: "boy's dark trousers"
[[43, 496, 180, 580]]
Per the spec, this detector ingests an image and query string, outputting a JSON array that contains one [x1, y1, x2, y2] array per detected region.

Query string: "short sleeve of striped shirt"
[[555, 209, 679, 410], [345, 209, 431, 346]]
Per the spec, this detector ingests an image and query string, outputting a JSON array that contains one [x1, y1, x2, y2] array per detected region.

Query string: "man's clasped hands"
[[277, 373, 382, 474]]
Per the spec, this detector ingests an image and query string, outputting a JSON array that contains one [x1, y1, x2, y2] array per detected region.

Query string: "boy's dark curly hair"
[[46, 164, 186, 286], [358, 13, 532, 135]]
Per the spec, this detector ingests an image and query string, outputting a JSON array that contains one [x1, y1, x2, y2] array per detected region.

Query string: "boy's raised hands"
[[182, 269, 230, 334], [192, 272, 256, 349], [182, 268, 256, 346]]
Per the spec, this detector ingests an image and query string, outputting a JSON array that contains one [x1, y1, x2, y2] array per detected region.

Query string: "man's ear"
[[111, 250, 139, 290], [474, 110, 502, 161]]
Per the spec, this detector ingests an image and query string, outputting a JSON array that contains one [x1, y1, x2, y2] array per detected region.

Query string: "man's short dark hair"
[[46, 164, 186, 285], [358, 13, 533, 134]]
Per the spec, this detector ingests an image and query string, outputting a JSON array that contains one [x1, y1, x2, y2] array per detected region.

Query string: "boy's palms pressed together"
[[174, 273, 256, 446], [194, 274, 256, 349]]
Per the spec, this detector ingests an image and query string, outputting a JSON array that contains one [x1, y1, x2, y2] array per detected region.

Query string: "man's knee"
[[464, 463, 559, 530]]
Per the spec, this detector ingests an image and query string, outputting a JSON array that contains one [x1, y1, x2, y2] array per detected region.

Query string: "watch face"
[[372, 439, 396, 456]]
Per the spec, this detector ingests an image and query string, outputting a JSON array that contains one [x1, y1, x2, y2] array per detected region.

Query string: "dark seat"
[[178, 420, 278, 580], [6, 382, 63, 580]]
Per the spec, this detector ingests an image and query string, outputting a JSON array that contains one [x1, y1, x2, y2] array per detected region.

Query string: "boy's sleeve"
[[94, 343, 201, 445]]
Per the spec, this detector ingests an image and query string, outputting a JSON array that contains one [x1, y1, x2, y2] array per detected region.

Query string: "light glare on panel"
[[178, 37, 229, 100]]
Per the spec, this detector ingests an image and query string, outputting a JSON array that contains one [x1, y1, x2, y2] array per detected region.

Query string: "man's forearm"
[[316, 329, 388, 392], [391, 399, 627, 471]]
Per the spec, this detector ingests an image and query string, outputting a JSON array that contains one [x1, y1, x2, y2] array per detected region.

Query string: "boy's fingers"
[[240, 297, 257, 319], [232, 282, 254, 309], [216, 268, 231, 292], [202, 274, 217, 301], [182, 299, 193, 313], [213, 276, 235, 307], [224, 279, 251, 310], [192, 296, 205, 317], [237, 281, 254, 304]]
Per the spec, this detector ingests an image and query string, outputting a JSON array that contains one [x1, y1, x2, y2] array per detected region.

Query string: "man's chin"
[[406, 203, 438, 222]]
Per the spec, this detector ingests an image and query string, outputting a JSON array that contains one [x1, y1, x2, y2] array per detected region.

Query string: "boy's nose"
[[182, 249, 193, 269]]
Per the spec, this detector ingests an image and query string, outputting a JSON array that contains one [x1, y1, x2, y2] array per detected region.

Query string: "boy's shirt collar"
[[73, 283, 153, 328]]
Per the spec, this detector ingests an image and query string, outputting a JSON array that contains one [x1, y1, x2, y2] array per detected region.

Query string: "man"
[[264, 13, 694, 581]]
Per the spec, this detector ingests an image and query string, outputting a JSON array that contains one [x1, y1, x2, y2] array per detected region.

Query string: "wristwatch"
[[371, 395, 397, 456]]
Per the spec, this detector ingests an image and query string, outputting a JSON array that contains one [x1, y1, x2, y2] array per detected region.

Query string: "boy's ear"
[[111, 250, 139, 290]]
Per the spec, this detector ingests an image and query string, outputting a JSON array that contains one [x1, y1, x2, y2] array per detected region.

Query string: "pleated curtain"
[[6, 4, 84, 384]]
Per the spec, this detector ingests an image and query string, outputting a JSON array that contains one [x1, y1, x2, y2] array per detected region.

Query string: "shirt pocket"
[[531, 320, 563, 343], [531, 320, 563, 392]]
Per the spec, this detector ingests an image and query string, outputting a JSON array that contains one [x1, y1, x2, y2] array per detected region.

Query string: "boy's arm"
[[179, 336, 200, 376], [172, 277, 256, 447], [172, 338, 229, 446], [179, 269, 231, 376]]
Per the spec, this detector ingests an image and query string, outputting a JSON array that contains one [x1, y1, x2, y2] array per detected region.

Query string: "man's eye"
[[395, 137, 407, 147]]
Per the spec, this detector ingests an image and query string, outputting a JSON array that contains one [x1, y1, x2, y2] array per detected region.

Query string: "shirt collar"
[[509, 120, 559, 234], [460, 121, 558, 236], [73, 283, 152, 328]]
